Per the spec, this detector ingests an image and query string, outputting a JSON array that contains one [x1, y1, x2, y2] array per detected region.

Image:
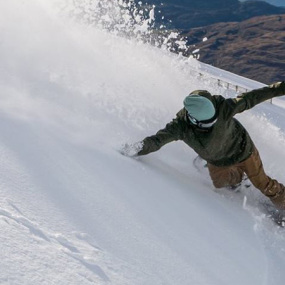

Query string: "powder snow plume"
[[2, 1, 285, 285]]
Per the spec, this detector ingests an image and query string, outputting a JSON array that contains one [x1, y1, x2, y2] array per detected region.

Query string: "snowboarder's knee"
[[212, 180, 228, 189]]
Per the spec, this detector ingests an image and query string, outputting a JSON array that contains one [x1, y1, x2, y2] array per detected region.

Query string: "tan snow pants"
[[207, 147, 285, 209]]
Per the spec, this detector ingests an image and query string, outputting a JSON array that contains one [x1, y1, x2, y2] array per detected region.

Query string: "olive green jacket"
[[138, 82, 285, 166]]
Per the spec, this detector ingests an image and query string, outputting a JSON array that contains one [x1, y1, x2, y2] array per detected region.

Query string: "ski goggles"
[[187, 113, 217, 129]]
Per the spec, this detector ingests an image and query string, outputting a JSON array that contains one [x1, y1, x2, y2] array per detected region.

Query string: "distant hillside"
[[137, 0, 285, 30], [240, 0, 285, 7], [183, 14, 285, 84], [134, 0, 285, 84]]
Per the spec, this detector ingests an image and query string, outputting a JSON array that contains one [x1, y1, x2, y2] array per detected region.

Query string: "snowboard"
[[261, 202, 285, 227]]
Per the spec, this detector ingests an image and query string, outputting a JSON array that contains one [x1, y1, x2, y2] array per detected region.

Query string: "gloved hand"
[[120, 142, 143, 157], [269, 81, 285, 94]]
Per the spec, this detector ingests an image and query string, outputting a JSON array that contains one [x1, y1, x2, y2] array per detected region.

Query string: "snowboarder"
[[122, 82, 285, 210]]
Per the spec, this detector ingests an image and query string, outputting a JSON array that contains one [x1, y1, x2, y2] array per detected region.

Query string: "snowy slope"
[[1, 1, 285, 284]]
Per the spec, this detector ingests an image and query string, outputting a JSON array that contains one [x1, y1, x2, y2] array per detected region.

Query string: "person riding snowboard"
[[123, 82, 285, 210]]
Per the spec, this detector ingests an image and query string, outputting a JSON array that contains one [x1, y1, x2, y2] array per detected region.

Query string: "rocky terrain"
[[183, 14, 285, 84], [140, 0, 285, 30], [137, 0, 285, 84]]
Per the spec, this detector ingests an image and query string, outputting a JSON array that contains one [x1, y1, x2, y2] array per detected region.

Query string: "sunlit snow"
[[1, 1, 285, 284]]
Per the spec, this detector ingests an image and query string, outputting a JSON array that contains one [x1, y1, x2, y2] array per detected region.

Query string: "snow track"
[[1, 0, 285, 284]]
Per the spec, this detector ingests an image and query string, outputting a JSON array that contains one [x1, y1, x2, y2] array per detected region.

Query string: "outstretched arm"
[[137, 116, 185, 156], [232, 82, 285, 115]]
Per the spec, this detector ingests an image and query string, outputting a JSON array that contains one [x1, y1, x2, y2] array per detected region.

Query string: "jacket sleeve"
[[230, 81, 285, 115], [138, 117, 185, 156]]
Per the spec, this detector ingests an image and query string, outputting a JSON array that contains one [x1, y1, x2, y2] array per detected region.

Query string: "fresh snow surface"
[[1, 1, 285, 284]]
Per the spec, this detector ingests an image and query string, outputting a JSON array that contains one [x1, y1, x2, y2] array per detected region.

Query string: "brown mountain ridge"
[[183, 14, 285, 84]]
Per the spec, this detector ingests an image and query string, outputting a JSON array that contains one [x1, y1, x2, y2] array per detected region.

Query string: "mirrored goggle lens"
[[188, 114, 217, 128]]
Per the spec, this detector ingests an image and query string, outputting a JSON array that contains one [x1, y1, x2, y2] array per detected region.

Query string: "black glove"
[[269, 81, 285, 94]]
